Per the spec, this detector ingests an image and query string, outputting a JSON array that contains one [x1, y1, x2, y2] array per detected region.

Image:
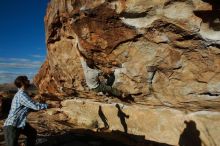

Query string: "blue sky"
[[0, 0, 50, 83]]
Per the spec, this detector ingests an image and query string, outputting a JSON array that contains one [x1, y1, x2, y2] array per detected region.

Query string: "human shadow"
[[98, 105, 109, 131], [115, 104, 129, 133], [178, 120, 202, 146]]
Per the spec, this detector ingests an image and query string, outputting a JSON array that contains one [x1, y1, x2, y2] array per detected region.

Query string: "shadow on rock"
[[97, 105, 109, 132], [115, 104, 129, 133], [35, 128, 172, 146], [194, 0, 220, 31], [178, 120, 201, 146]]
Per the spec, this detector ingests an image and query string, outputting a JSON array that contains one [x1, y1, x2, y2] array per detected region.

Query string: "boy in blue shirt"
[[3, 76, 48, 146]]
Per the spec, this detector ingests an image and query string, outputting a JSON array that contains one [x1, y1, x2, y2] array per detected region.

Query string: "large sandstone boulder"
[[60, 99, 220, 146], [33, 0, 220, 145], [34, 0, 220, 100]]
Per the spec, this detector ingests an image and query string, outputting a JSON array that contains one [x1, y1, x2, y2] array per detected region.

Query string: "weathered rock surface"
[[34, 0, 220, 99], [33, 0, 220, 145], [60, 99, 220, 146]]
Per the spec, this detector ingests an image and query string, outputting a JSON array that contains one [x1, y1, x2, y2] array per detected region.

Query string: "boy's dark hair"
[[14, 76, 28, 88]]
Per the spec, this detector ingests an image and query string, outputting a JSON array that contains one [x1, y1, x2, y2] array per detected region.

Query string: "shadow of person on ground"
[[115, 104, 129, 133], [97, 105, 109, 132], [178, 120, 201, 146]]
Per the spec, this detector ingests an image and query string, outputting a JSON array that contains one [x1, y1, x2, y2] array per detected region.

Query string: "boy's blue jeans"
[[3, 123, 37, 146]]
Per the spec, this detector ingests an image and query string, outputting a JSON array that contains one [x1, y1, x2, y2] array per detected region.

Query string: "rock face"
[[60, 99, 220, 146], [34, 0, 220, 145]]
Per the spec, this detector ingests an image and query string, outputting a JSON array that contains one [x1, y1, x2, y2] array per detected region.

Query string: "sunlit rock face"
[[34, 0, 220, 99], [34, 0, 220, 145]]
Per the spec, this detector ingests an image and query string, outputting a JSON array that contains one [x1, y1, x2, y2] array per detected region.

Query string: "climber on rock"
[[75, 39, 130, 99]]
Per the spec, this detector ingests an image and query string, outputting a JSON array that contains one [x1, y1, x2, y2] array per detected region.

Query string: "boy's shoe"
[[122, 92, 130, 98], [97, 92, 104, 96], [121, 92, 134, 102]]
